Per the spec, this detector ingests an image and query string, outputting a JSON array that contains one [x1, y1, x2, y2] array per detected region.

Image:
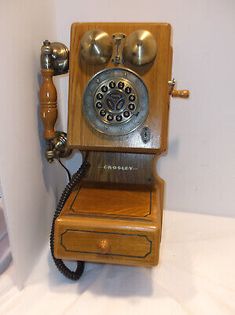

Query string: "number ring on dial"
[[83, 68, 149, 136]]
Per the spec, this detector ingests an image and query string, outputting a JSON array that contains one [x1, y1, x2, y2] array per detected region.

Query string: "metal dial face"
[[83, 68, 148, 136]]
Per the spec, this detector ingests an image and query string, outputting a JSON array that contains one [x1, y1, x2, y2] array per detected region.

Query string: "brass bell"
[[123, 30, 157, 66], [80, 29, 113, 65]]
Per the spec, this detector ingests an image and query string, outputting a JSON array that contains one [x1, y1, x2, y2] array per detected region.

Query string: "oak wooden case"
[[54, 181, 163, 266], [68, 22, 172, 153], [54, 22, 173, 268]]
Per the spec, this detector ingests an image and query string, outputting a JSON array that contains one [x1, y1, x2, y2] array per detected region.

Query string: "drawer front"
[[60, 229, 152, 259]]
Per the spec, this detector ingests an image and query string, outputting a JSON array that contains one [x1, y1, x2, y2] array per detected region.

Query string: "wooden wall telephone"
[[39, 22, 189, 280]]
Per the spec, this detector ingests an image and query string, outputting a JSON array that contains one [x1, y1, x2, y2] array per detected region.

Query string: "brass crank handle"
[[169, 79, 190, 98], [171, 89, 190, 98]]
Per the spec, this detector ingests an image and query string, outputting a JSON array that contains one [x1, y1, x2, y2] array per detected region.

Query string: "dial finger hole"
[[128, 103, 135, 111], [118, 81, 124, 89], [96, 102, 102, 109], [96, 93, 103, 100], [125, 86, 132, 94], [129, 94, 136, 102], [123, 110, 130, 118], [107, 114, 114, 121], [116, 115, 122, 122], [109, 81, 116, 88], [100, 109, 106, 116], [101, 85, 108, 93]]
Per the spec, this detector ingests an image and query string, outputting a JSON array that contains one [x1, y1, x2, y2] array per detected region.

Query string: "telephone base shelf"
[[54, 183, 163, 267]]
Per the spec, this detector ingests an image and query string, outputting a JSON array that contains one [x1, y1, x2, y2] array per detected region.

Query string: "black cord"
[[58, 158, 71, 181], [50, 158, 90, 280]]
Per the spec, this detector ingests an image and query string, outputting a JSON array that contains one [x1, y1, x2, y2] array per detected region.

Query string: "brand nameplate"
[[99, 165, 138, 171]]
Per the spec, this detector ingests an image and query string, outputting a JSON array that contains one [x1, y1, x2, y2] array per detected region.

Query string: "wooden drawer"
[[60, 229, 152, 259], [54, 185, 162, 267], [54, 216, 160, 266]]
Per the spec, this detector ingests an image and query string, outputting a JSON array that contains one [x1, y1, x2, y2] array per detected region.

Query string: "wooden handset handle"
[[39, 40, 71, 162], [40, 68, 57, 140]]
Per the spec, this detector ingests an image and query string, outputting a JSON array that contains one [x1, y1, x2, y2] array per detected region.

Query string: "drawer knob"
[[97, 239, 110, 253]]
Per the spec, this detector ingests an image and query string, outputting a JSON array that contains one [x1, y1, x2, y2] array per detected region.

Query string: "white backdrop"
[[0, 0, 66, 287], [0, 0, 235, 288], [55, 0, 235, 217]]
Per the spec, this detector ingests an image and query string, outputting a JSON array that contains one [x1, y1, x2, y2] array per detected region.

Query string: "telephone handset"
[[39, 23, 189, 280]]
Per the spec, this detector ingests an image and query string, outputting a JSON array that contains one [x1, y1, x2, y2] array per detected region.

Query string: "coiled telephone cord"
[[50, 158, 90, 280]]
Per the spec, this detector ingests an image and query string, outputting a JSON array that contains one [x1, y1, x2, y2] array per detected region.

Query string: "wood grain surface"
[[52, 22, 172, 267], [39, 69, 58, 140], [68, 22, 172, 153], [54, 182, 162, 266], [65, 186, 152, 218], [84, 151, 155, 185]]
